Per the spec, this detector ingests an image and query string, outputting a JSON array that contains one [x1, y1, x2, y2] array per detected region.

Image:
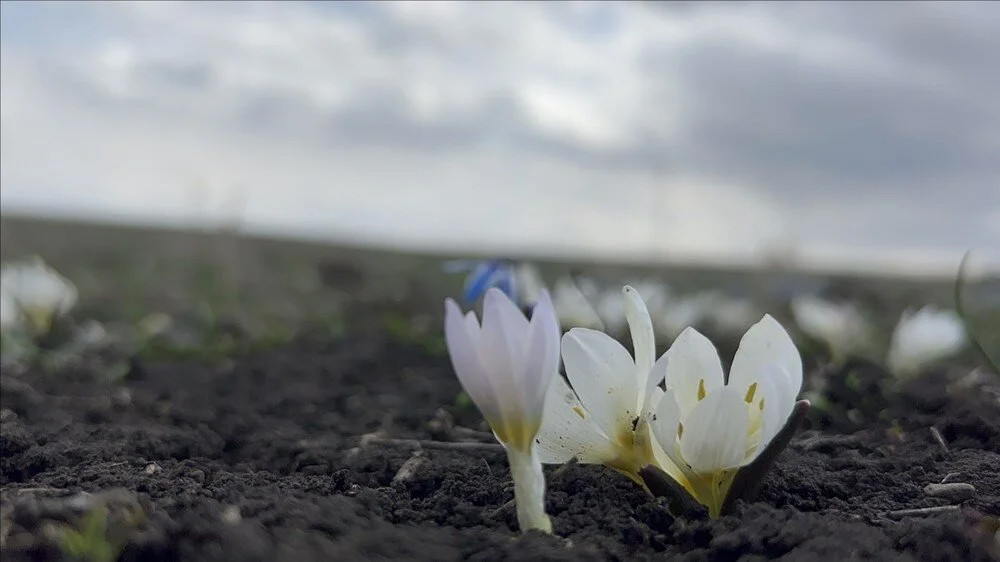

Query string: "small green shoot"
[[454, 391, 473, 410], [844, 370, 864, 392], [57, 506, 123, 562], [382, 311, 447, 356], [954, 251, 999, 374]]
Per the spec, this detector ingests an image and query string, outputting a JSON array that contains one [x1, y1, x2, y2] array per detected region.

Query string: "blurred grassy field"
[[1, 214, 997, 366]]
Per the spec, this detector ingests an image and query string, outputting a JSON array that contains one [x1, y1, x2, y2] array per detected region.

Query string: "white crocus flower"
[[444, 287, 560, 533], [887, 306, 965, 377], [1, 257, 78, 336], [535, 286, 686, 489], [651, 315, 803, 517], [552, 276, 604, 331], [791, 296, 871, 364]]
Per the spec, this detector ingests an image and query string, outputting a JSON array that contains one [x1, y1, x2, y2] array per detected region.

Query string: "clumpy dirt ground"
[[3, 330, 999, 561], [1, 217, 999, 561]]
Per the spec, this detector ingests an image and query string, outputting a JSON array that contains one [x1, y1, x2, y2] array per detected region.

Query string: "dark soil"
[[1, 216, 998, 561], [2, 328, 998, 562]]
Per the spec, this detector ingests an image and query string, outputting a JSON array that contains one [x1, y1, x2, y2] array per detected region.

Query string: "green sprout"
[[57, 506, 123, 562], [954, 251, 999, 374], [382, 311, 447, 356], [454, 390, 473, 410]]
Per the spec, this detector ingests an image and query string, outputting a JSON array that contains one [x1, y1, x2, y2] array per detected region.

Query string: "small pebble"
[[924, 482, 976, 502], [112, 388, 133, 408], [221, 505, 241, 525], [391, 452, 428, 485], [67, 492, 95, 511]]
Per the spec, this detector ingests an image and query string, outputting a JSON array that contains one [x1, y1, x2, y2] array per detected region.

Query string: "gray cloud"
[[37, 2, 1000, 190], [2, 1, 997, 272], [667, 42, 994, 194]]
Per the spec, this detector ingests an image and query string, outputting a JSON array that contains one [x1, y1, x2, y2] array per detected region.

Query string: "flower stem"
[[506, 445, 552, 533]]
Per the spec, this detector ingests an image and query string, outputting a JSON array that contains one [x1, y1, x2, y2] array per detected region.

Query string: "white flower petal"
[[562, 328, 637, 438], [623, 285, 656, 411], [484, 288, 530, 365], [663, 327, 725, 417], [444, 299, 501, 423], [678, 386, 751, 473], [643, 352, 670, 417], [481, 288, 532, 402], [523, 290, 562, 413], [651, 389, 683, 468], [463, 311, 481, 344], [535, 375, 617, 464], [729, 314, 802, 420], [749, 364, 785, 460]]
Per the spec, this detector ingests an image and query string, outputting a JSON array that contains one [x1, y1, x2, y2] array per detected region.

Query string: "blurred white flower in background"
[[629, 279, 671, 315], [1, 288, 19, 334], [0, 257, 78, 337], [552, 276, 604, 330], [513, 262, 546, 309], [887, 306, 966, 377], [654, 293, 716, 341], [605, 278, 671, 336], [703, 292, 760, 338], [593, 287, 628, 335], [791, 296, 872, 364], [652, 290, 758, 342]]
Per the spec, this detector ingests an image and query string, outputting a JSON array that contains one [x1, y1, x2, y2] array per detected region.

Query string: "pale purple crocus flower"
[[444, 287, 561, 533]]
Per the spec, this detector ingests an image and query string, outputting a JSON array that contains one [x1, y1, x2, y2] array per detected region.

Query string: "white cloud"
[[1, 1, 998, 276]]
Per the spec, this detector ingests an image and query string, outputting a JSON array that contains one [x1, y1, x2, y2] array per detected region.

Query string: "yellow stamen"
[[744, 382, 758, 403], [697, 379, 706, 401], [604, 419, 692, 497]]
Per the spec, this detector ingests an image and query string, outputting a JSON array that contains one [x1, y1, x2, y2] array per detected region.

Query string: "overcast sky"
[[1, 1, 998, 275]]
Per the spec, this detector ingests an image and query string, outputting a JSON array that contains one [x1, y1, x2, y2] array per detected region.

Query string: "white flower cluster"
[[790, 295, 966, 376], [444, 284, 805, 529]]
